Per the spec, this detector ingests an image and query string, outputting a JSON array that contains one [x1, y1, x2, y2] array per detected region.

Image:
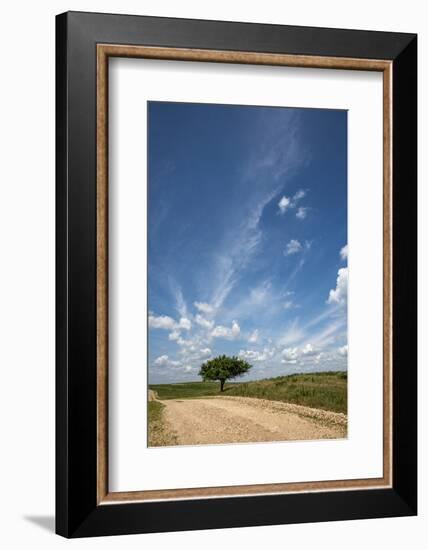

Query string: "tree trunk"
[[220, 379, 225, 392]]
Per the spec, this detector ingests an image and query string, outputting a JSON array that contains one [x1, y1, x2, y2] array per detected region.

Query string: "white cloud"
[[154, 355, 169, 366], [281, 347, 299, 362], [293, 189, 306, 202], [278, 195, 291, 214], [168, 330, 180, 341], [285, 239, 302, 255], [153, 355, 181, 368], [176, 336, 196, 348], [149, 314, 177, 330], [278, 345, 347, 371], [248, 329, 259, 343], [195, 314, 214, 330], [296, 206, 308, 220], [149, 313, 191, 331], [338, 344, 348, 356], [211, 325, 229, 338], [283, 301, 294, 310], [231, 320, 240, 337], [194, 301, 214, 314], [178, 317, 192, 331], [310, 353, 324, 365], [211, 320, 241, 340], [340, 244, 348, 260], [327, 267, 348, 305], [280, 343, 321, 365], [301, 343, 319, 356], [176, 346, 212, 370], [239, 347, 275, 362], [199, 348, 212, 358], [278, 190, 307, 216]]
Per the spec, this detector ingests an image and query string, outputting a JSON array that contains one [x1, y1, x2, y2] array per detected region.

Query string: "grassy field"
[[225, 372, 347, 413], [149, 371, 347, 414], [150, 381, 223, 400]]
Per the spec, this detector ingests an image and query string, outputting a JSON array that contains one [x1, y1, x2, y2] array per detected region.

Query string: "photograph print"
[[147, 101, 348, 447]]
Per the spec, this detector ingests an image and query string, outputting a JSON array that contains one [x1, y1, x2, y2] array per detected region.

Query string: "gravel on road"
[[157, 395, 347, 446]]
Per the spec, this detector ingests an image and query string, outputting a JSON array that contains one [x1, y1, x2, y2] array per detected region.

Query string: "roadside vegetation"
[[226, 372, 347, 413], [149, 371, 347, 414], [147, 401, 177, 446]]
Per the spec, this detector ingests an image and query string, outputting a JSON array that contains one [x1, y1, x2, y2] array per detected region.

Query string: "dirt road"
[[159, 396, 347, 446]]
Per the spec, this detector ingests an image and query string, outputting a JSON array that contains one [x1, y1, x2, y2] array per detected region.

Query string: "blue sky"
[[148, 101, 348, 384]]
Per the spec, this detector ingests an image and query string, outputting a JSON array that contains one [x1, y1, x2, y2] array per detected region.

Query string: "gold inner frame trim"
[[96, 44, 393, 505]]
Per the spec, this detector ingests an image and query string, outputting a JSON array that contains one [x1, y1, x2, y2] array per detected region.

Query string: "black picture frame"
[[56, 11, 417, 538]]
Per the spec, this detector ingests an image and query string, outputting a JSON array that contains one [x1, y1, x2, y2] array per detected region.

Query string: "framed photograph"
[[56, 11, 417, 538]]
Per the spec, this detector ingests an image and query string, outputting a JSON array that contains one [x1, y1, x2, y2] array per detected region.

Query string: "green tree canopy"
[[198, 355, 252, 392]]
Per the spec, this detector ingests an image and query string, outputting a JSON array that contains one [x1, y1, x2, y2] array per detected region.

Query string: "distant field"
[[149, 371, 347, 414], [149, 381, 223, 400]]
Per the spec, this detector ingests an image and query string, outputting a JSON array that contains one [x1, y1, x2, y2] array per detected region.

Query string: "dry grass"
[[147, 401, 177, 446]]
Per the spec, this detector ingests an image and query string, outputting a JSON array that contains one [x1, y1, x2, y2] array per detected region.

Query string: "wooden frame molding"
[[96, 44, 393, 505]]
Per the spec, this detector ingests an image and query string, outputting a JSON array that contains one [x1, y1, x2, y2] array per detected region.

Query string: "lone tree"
[[198, 354, 252, 392]]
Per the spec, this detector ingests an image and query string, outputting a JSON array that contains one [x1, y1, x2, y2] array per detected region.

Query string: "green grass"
[[226, 372, 347, 413], [149, 371, 347, 414], [149, 381, 223, 400], [148, 400, 165, 422]]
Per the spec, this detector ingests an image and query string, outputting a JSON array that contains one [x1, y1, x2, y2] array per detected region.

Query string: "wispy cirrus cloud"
[[205, 110, 305, 312], [194, 301, 215, 314], [278, 318, 306, 347], [174, 286, 189, 318]]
